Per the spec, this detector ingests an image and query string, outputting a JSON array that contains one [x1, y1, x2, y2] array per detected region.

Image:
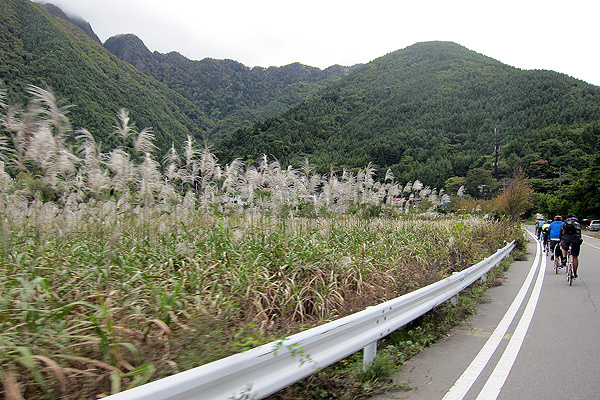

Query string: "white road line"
[[476, 237, 546, 399], [442, 231, 542, 400]]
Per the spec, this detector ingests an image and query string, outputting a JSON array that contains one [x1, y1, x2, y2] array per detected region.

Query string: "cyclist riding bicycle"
[[535, 219, 550, 241], [548, 216, 563, 267], [541, 220, 551, 251], [560, 213, 583, 279], [536, 218, 545, 239], [540, 221, 552, 250]]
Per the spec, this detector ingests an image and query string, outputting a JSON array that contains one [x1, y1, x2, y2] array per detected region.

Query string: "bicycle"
[[550, 241, 560, 274], [566, 244, 574, 286]]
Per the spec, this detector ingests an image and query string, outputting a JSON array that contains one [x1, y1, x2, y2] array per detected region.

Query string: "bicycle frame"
[[566, 245, 574, 286], [551, 240, 561, 273]]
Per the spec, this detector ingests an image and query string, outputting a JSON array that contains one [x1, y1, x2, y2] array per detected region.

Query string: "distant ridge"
[[104, 33, 359, 139]]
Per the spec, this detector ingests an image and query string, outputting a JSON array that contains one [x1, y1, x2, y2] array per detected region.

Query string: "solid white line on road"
[[442, 231, 542, 400], [476, 235, 546, 399]]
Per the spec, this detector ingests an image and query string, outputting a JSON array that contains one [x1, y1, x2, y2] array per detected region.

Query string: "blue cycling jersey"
[[548, 220, 563, 240]]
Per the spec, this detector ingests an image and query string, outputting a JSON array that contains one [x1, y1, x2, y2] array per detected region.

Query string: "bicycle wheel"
[[552, 243, 560, 273], [567, 252, 573, 286]]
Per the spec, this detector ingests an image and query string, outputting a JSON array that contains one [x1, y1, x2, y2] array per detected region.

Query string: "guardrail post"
[[481, 273, 487, 283], [451, 295, 459, 306], [363, 341, 377, 371]]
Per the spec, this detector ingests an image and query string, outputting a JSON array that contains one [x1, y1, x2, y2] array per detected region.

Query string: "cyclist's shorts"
[[561, 238, 581, 257]]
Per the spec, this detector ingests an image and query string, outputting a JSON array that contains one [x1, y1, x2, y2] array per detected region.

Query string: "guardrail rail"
[[106, 240, 515, 400]]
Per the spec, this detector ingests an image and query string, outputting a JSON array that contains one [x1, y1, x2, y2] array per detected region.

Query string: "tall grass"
[[0, 84, 524, 398], [0, 85, 457, 218], [0, 198, 522, 398]]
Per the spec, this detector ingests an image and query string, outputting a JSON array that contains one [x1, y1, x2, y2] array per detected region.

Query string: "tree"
[[560, 154, 600, 219], [445, 176, 466, 195], [465, 168, 495, 199], [495, 167, 533, 220]]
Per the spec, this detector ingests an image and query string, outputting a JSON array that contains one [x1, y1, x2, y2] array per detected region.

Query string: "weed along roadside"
[[0, 207, 524, 399], [265, 229, 525, 400]]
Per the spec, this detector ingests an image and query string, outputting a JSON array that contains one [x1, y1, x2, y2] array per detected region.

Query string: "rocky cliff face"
[[104, 33, 154, 70], [43, 3, 102, 44]]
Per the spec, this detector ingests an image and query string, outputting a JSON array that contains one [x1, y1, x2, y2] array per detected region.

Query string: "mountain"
[[1, 0, 355, 153], [3, 1, 600, 200], [42, 3, 101, 44], [0, 0, 209, 151], [216, 41, 600, 188], [104, 33, 358, 139]]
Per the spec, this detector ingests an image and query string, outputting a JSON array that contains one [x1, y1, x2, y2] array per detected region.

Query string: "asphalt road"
[[370, 227, 600, 400]]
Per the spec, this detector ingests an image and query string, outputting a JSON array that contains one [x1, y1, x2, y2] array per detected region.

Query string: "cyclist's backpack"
[[542, 224, 550, 233], [563, 218, 578, 234]]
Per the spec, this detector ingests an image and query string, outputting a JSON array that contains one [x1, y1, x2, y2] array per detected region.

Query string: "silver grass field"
[[0, 86, 522, 399]]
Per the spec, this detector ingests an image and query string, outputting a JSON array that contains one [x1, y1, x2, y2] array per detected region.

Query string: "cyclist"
[[560, 213, 583, 278], [541, 220, 551, 253], [537, 218, 546, 241], [548, 216, 563, 267], [536, 218, 543, 239]]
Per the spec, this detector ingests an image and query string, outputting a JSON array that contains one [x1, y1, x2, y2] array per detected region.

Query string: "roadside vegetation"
[[0, 86, 526, 399], [0, 208, 523, 399], [272, 246, 520, 400]]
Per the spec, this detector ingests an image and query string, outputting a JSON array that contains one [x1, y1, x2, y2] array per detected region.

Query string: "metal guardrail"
[[106, 241, 515, 400]]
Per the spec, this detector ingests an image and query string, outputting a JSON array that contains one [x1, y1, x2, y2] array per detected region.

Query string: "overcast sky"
[[39, 0, 600, 86]]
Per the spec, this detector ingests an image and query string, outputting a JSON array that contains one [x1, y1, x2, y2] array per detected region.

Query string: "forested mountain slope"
[[0, 0, 208, 151], [1, 0, 355, 152], [104, 33, 357, 139], [216, 42, 600, 188]]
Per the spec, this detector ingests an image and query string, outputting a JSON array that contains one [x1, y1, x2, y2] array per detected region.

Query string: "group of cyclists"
[[535, 214, 583, 279]]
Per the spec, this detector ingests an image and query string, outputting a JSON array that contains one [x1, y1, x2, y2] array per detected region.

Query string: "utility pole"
[[494, 128, 499, 180]]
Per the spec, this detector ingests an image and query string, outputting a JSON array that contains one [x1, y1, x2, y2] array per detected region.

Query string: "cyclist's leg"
[[554, 240, 562, 265], [571, 241, 581, 277], [560, 241, 568, 267]]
